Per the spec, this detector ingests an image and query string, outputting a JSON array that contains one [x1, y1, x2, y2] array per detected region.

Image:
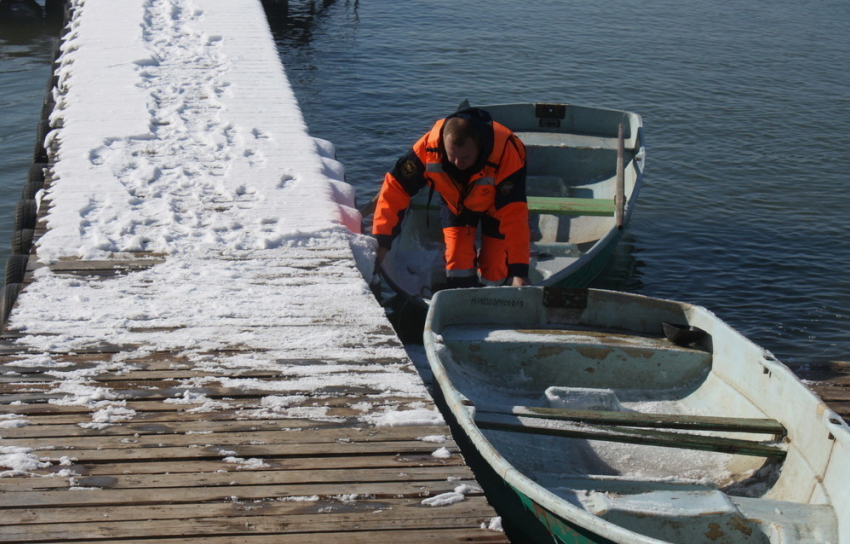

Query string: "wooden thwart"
[[526, 196, 615, 217], [474, 412, 786, 458], [411, 197, 615, 217], [480, 405, 786, 435]]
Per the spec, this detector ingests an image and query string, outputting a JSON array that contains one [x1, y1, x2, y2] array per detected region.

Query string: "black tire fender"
[[0, 283, 23, 330], [12, 229, 35, 255], [14, 199, 38, 231], [4, 255, 29, 285]]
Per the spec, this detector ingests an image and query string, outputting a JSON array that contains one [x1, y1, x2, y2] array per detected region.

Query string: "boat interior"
[[433, 316, 839, 543]]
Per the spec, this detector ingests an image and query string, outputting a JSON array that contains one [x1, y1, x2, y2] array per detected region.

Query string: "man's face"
[[444, 134, 479, 171]]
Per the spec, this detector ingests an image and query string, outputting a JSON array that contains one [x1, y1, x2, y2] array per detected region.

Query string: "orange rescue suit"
[[373, 108, 530, 285]]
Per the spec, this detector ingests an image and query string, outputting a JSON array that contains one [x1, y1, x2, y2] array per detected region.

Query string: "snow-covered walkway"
[[0, 0, 506, 541]]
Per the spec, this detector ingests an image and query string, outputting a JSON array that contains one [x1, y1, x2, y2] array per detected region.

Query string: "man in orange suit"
[[373, 107, 530, 289]]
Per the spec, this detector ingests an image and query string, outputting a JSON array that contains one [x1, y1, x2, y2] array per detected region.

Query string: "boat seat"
[[515, 131, 621, 151], [442, 327, 712, 390], [582, 490, 837, 544], [584, 489, 773, 543], [527, 196, 614, 217], [731, 496, 838, 544], [407, 195, 613, 216], [551, 478, 836, 543]]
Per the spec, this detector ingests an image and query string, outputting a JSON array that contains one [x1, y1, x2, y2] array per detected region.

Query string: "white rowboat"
[[424, 286, 849, 543]]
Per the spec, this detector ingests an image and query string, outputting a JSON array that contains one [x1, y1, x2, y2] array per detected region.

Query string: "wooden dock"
[[0, 0, 508, 542], [796, 361, 850, 423], [0, 337, 506, 544]]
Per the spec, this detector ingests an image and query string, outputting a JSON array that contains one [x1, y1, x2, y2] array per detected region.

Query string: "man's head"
[[443, 116, 481, 171]]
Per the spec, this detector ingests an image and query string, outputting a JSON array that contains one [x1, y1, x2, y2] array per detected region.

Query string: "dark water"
[[264, 0, 849, 369], [0, 0, 846, 369], [0, 2, 58, 270]]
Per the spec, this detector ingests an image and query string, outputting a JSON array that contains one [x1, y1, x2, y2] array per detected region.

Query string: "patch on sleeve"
[[499, 181, 515, 196], [400, 159, 418, 180]]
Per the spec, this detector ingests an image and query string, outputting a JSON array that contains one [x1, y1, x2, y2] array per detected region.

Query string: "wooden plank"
[[0, 529, 508, 544], [0, 495, 495, 527], [1, 375, 426, 396], [0, 405, 408, 425], [808, 384, 850, 402], [2, 465, 475, 492], [822, 402, 850, 421], [0, 335, 401, 357], [479, 405, 785, 435], [0, 395, 420, 416], [474, 412, 786, 458], [801, 373, 850, 387], [45, 259, 166, 272], [0, 381, 422, 404], [4, 440, 459, 464], [795, 361, 850, 385], [1, 425, 453, 450], [0, 354, 408, 376], [0, 365, 412, 386], [514, 130, 621, 150], [27, 453, 466, 478], [0, 479, 482, 508], [0, 505, 498, 542], [0, 417, 355, 438]]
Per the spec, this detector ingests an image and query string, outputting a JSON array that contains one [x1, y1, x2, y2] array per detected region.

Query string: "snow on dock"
[[0, 0, 507, 542]]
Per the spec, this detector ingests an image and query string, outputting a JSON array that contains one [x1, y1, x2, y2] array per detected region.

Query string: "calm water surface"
[[0, 0, 846, 369], [265, 0, 849, 368], [0, 8, 57, 268]]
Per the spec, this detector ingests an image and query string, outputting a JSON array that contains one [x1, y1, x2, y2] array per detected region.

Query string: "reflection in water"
[[590, 232, 645, 293], [262, 0, 347, 48], [0, 0, 65, 23], [0, 0, 43, 21]]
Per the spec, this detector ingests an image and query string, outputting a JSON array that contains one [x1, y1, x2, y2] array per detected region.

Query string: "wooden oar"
[[478, 405, 786, 436], [615, 122, 625, 229], [474, 412, 786, 459]]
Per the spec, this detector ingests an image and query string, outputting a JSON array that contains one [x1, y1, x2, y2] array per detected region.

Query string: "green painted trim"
[[527, 196, 615, 216], [510, 484, 615, 544], [409, 197, 615, 217]]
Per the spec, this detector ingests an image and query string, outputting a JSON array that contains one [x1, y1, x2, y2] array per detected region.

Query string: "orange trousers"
[[443, 225, 508, 287]]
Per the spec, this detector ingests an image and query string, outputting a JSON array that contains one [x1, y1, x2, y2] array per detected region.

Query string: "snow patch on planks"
[[0, 351, 506, 543]]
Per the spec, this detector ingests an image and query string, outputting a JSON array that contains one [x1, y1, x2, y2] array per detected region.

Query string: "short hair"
[[443, 117, 481, 149]]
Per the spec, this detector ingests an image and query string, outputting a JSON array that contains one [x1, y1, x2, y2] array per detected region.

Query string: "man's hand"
[[511, 276, 531, 287], [376, 246, 389, 265]]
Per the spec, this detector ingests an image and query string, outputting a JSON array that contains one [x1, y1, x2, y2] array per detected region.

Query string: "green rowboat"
[[379, 102, 645, 307]]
